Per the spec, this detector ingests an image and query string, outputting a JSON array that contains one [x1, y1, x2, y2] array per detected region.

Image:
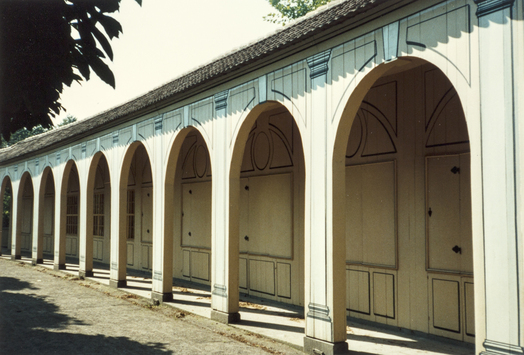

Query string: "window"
[[93, 192, 104, 237], [66, 195, 78, 235], [127, 190, 135, 239]]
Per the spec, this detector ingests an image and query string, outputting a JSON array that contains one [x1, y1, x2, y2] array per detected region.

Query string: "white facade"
[[1, 1, 524, 354]]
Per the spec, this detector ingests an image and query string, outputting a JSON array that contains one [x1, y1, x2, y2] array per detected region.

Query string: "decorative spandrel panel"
[[229, 81, 257, 145], [240, 110, 294, 174], [331, 33, 378, 123], [163, 109, 183, 134], [189, 99, 213, 147], [346, 81, 398, 161], [180, 133, 211, 180], [402, 1, 471, 84], [72, 144, 82, 161], [266, 62, 307, 127], [137, 118, 154, 141], [424, 69, 469, 149], [119, 127, 133, 147]]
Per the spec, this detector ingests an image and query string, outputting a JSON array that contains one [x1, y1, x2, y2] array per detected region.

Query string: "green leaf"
[[91, 25, 114, 61], [95, 13, 122, 39], [88, 55, 116, 88], [87, 0, 121, 13]]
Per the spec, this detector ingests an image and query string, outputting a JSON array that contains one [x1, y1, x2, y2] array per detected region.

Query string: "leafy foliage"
[[57, 115, 78, 127], [2, 184, 10, 229], [0, 0, 141, 142], [0, 116, 77, 148], [264, 0, 332, 25]]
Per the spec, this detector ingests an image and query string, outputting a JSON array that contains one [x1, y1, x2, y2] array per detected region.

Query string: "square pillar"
[[475, 0, 524, 353], [303, 50, 348, 355], [151, 117, 174, 303], [31, 173, 43, 265], [10, 179, 21, 260], [210, 90, 240, 324], [110, 151, 127, 288], [53, 163, 66, 270], [79, 156, 93, 278]]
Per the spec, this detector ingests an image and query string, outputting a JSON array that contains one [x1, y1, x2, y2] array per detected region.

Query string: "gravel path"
[[0, 258, 303, 354]]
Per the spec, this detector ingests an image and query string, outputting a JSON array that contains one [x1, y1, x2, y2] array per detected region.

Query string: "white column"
[[303, 50, 348, 355], [210, 90, 240, 323], [53, 157, 66, 270], [151, 116, 174, 302], [475, 0, 524, 353], [31, 168, 42, 265], [10, 175, 20, 260], [78, 149, 91, 278], [110, 144, 127, 288]]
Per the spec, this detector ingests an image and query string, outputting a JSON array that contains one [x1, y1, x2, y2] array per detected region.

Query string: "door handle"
[[452, 245, 462, 254]]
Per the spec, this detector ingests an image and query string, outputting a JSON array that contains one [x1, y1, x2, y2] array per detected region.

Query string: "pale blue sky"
[[56, 0, 280, 123]]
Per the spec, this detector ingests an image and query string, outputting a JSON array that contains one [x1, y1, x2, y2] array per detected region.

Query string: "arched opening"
[[120, 143, 154, 285], [334, 59, 474, 343], [37, 167, 55, 264], [17, 172, 34, 259], [58, 161, 81, 269], [230, 102, 305, 312], [86, 153, 111, 277], [1, 176, 13, 255], [171, 128, 212, 290]]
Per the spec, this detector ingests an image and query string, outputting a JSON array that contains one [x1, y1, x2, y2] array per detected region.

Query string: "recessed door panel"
[[43, 195, 54, 235], [191, 182, 211, 249], [373, 272, 395, 319], [346, 161, 396, 267], [465, 281, 475, 337], [277, 262, 291, 299], [191, 251, 209, 281], [239, 178, 249, 254], [432, 278, 460, 333], [127, 243, 134, 266], [427, 156, 461, 272], [248, 174, 292, 259], [141, 187, 152, 243], [239, 257, 248, 289], [249, 259, 275, 296], [347, 269, 370, 315]]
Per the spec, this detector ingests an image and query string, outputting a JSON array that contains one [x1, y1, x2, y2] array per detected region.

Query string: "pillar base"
[[152, 291, 173, 303], [304, 337, 348, 355], [481, 339, 524, 355], [109, 279, 126, 288], [54, 263, 66, 271], [79, 270, 94, 278], [11, 255, 21, 260], [32, 258, 43, 265], [210, 310, 241, 324]]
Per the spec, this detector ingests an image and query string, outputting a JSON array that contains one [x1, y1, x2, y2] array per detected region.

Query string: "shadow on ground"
[[0, 276, 172, 354]]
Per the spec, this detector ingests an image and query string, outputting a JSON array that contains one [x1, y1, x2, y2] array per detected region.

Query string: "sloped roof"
[[0, 0, 387, 163]]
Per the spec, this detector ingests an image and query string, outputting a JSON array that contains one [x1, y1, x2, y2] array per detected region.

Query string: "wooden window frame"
[[93, 192, 104, 237], [127, 189, 135, 240], [66, 194, 78, 235]]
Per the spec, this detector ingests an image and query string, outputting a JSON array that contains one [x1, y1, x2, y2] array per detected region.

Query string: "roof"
[[0, 0, 388, 164]]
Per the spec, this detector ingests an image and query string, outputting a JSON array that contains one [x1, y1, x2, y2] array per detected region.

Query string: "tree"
[[2, 184, 10, 229], [57, 115, 78, 128], [264, 0, 332, 25], [0, 0, 141, 142], [0, 115, 77, 148]]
